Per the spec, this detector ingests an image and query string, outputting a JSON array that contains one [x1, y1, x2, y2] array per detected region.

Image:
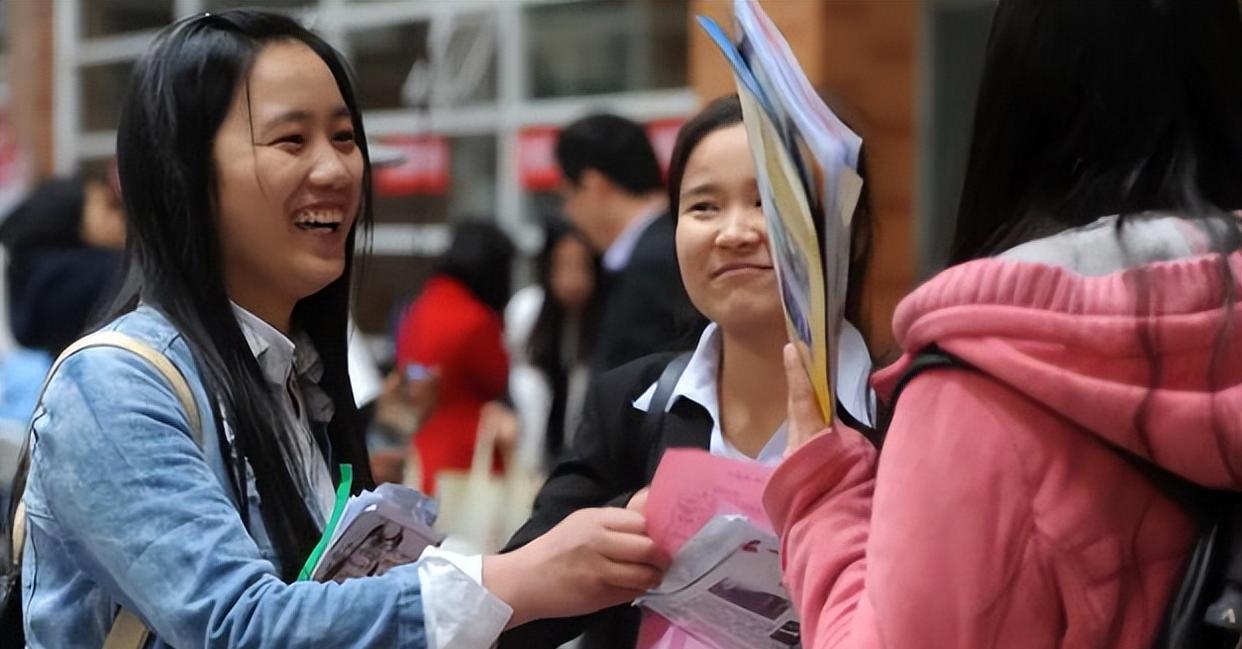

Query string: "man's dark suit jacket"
[[592, 213, 704, 372], [499, 352, 713, 649]]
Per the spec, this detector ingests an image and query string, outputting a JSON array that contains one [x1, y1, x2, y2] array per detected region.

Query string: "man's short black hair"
[[556, 113, 664, 196]]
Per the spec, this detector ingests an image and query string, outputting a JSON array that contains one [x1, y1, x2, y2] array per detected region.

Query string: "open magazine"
[[699, 0, 865, 425], [638, 450, 799, 649], [299, 471, 445, 583], [640, 516, 799, 649]]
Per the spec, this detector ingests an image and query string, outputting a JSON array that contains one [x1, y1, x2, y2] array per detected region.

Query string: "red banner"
[[517, 126, 561, 192], [517, 117, 688, 192], [646, 118, 685, 177], [373, 135, 451, 196]]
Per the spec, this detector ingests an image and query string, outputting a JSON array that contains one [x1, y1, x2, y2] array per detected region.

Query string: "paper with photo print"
[[638, 450, 798, 649], [737, 83, 833, 422], [639, 516, 800, 649], [733, 0, 864, 423], [698, 3, 866, 424]]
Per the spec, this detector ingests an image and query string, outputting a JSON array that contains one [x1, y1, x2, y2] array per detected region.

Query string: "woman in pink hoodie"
[[764, 1, 1242, 648]]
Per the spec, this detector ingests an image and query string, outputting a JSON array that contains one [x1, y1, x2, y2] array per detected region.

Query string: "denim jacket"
[[21, 305, 430, 647]]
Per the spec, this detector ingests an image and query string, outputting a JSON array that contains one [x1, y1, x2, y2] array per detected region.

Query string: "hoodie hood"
[[875, 215, 1242, 486]]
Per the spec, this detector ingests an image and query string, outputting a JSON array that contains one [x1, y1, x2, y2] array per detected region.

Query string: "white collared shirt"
[[603, 209, 662, 272], [231, 305, 512, 649], [633, 321, 875, 467], [231, 304, 338, 522]]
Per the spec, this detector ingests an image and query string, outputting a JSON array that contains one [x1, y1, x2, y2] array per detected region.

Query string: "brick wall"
[[6, 0, 55, 179]]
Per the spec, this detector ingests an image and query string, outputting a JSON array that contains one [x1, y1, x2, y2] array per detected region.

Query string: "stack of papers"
[[700, 0, 865, 425], [638, 450, 799, 649], [303, 481, 445, 583]]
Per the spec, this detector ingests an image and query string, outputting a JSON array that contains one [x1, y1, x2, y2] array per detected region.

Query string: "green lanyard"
[[297, 463, 353, 581]]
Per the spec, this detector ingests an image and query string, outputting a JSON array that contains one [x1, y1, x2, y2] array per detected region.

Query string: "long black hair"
[[948, 0, 1242, 497], [106, 9, 374, 581], [527, 219, 603, 377], [665, 94, 875, 342], [950, 0, 1242, 263]]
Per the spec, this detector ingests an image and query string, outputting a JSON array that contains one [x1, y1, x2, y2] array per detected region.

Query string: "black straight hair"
[[438, 220, 516, 314], [106, 9, 374, 581], [526, 219, 604, 376], [556, 113, 664, 196], [665, 94, 875, 341], [950, 0, 1242, 263], [947, 0, 1242, 492]]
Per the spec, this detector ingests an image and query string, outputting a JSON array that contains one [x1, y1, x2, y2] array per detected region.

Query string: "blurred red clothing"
[[396, 275, 508, 494]]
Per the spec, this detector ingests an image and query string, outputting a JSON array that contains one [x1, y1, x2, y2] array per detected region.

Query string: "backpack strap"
[[11, 330, 201, 649], [641, 352, 693, 449], [103, 611, 150, 649], [888, 348, 962, 407]]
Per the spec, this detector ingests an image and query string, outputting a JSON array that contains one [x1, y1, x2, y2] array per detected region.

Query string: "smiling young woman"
[[16, 10, 668, 649], [498, 95, 878, 649], [212, 39, 362, 334]]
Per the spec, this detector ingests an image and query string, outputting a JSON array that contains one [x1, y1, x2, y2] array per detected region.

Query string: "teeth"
[[295, 208, 344, 225]]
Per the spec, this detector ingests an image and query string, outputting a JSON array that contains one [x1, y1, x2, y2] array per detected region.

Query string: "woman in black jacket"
[[499, 95, 877, 649]]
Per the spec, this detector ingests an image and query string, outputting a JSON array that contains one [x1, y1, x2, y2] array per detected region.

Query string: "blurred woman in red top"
[[396, 221, 514, 494]]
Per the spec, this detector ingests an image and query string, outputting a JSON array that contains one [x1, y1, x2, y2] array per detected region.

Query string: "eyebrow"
[[679, 182, 719, 202], [260, 105, 353, 130]]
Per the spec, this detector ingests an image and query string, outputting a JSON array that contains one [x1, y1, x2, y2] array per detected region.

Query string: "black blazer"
[[499, 352, 713, 649], [592, 213, 705, 372]]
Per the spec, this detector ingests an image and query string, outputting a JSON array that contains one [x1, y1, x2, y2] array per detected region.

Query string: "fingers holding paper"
[[484, 507, 670, 628], [626, 487, 650, 515], [785, 342, 829, 456]]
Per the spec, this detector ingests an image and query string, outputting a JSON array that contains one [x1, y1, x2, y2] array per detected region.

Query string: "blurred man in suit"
[[555, 114, 702, 372]]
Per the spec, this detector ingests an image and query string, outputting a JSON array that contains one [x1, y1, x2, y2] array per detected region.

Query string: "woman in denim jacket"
[[20, 10, 667, 648]]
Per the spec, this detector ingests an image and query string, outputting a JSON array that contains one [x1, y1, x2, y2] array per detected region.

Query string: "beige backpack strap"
[[13, 330, 202, 649], [54, 331, 201, 441], [103, 609, 150, 649], [9, 501, 23, 577]]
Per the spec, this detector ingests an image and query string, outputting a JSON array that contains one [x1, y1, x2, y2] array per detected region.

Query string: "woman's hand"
[[482, 507, 670, 628], [478, 401, 520, 459], [626, 488, 650, 515], [784, 343, 829, 456]]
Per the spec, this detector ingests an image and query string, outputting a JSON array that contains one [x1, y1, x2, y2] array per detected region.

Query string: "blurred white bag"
[[434, 419, 541, 554]]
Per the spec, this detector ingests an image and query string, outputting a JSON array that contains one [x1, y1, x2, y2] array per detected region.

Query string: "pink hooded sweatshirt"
[[764, 216, 1242, 649]]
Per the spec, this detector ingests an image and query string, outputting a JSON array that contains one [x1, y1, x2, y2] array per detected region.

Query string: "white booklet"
[[639, 515, 801, 649], [698, 0, 866, 427], [303, 481, 445, 583]]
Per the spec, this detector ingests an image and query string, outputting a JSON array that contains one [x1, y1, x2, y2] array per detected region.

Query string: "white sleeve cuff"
[[418, 546, 513, 649]]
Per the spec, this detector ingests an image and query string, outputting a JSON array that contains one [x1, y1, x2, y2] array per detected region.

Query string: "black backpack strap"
[[890, 347, 1237, 643], [889, 347, 964, 407], [877, 347, 967, 446], [641, 352, 693, 449]]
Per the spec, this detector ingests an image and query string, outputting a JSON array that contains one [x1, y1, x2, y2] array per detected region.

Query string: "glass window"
[[82, 0, 173, 38], [348, 21, 431, 111], [203, 0, 314, 13], [920, 1, 994, 277], [346, 14, 496, 111], [81, 60, 135, 132], [371, 135, 497, 224], [0, 0, 9, 57], [525, 0, 688, 98], [524, 190, 564, 229]]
